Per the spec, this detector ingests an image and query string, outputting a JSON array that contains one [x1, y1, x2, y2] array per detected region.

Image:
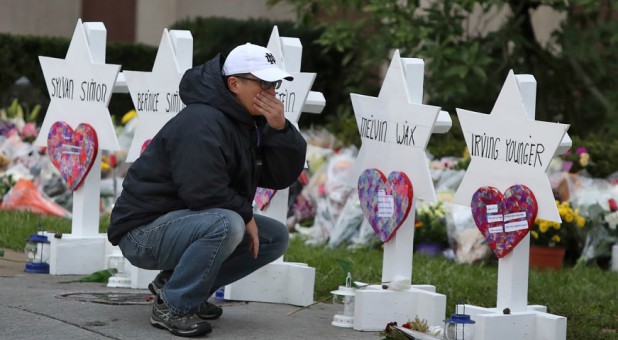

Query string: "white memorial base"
[[353, 284, 446, 331], [126, 263, 158, 289], [50, 234, 158, 289], [107, 274, 131, 288], [462, 304, 566, 340], [50, 233, 107, 275], [612, 244, 618, 272], [224, 261, 315, 307], [104, 242, 158, 289]]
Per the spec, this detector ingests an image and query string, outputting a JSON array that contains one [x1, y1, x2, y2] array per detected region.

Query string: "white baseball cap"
[[223, 43, 293, 82]]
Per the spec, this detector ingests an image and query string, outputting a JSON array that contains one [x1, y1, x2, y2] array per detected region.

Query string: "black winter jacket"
[[107, 54, 307, 245]]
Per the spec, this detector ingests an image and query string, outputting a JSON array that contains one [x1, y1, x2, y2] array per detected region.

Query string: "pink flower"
[[576, 147, 588, 155], [6, 128, 18, 137], [21, 122, 38, 138]]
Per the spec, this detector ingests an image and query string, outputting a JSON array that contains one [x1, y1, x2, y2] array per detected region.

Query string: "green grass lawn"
[[1, 210, 616, 339], [284, 236, 617, 339]]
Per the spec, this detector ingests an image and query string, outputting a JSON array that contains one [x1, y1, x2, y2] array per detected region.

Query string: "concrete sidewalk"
[[0, 249, 380, 339]]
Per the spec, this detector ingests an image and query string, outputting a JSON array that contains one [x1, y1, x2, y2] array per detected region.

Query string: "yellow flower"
[[576, 216, 586, 228], [552, 222, 561, 230], [531, 230, 539, 239], [462, 147, 470, 160], [121, 110, 137, 125], [539, 222, 549, 233], [579, 153, 589, 167], [552, 235, 561, 243], [564, 211, 574, 223]]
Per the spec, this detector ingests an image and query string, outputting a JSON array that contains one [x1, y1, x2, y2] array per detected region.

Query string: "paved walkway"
[[0, 249, 380, 339]]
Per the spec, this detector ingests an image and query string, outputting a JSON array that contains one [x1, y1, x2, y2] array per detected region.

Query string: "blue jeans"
[[117, 208, 289, 315]]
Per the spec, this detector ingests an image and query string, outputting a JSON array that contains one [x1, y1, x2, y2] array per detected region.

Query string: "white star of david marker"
[[124, 29, 192, 162], [35, 19, 120, 151], [350, 50, 441, 202], [454, 70, 569, 222], [266, 26, 317, 129]]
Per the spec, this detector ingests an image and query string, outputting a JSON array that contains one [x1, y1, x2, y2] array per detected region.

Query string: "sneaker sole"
[[150, 317, 212, 337], [197, 309, 223, 320], [150, 281, 222, 320]]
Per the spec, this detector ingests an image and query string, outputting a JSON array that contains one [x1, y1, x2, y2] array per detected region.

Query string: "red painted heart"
[[141, 139, 152, 154], [47, 121, 98, 191], [471, 185, 537, 258], [358, 168, 413, 242], [254, 187, 277, 211]]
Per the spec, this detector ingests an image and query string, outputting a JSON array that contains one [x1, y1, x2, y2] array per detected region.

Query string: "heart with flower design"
[[254, 187, 277, 211], [471, 184, 537, 258], [358, 168, 413, 242], [47, 121, 98, 191]]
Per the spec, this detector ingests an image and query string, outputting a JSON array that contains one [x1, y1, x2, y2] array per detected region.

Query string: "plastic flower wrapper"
[[578, 200, 618, 267]]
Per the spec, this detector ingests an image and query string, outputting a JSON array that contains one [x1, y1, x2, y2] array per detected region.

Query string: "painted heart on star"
[[254, 187, 277, 211], [47, 121, 98, 191], [471, 185, 537, 258], [358, 168, 413, 242], [141, 139, 152, 154]]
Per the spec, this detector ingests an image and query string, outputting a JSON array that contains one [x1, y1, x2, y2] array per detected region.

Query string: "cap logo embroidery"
[[265, 53, 276, 65]]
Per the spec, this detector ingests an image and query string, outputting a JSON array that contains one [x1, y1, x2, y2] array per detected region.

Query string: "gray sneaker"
[[149, 271, 223, 320], [150, 296, 212, 337], [196, 300, 223, 320]]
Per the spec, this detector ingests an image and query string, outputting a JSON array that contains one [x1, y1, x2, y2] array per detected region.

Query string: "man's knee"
[[211, 209, 244, 246]]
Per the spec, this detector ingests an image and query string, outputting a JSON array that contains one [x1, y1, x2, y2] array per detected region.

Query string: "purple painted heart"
[[47, 121, 98, 191], [471, 185, 537, 258], [254, 187, 277, 211], [358, 168, 413, 242]]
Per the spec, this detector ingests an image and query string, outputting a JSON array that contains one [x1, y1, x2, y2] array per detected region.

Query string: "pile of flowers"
[[562, 147, 592, 174], [531, 201, 587, 258], [577, 198, 618, 267], [414, 201, 448, 246], [380, 317, 442, 339]]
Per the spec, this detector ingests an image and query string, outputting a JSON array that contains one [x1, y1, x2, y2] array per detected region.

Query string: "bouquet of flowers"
[[578, 199, 618, 268], [532, 201, 587, 260], [562, 147, 592, 174], [381, 317, 442, 340], [0, 173, 16, 202], [414, 201, 448, 246]]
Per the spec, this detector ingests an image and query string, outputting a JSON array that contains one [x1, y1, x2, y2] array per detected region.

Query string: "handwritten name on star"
[[359, 115, 418, 147], [50, 76, 108, 103], [469, 132, 546, 167], [277, 89, 296, 114], [135, 90, 185, 113]]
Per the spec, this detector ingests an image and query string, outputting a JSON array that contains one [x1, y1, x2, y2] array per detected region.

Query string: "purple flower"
[[576, 147, 588, 155]]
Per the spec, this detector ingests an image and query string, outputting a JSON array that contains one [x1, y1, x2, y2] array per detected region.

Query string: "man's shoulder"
[[173, 104, 230, 126]]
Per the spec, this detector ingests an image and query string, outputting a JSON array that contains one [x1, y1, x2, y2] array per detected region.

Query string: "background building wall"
[[0, 0, 81, 38], [135, 0, 296, 45], [0, 0, 296, 45], [0, 1, 564, 49]]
